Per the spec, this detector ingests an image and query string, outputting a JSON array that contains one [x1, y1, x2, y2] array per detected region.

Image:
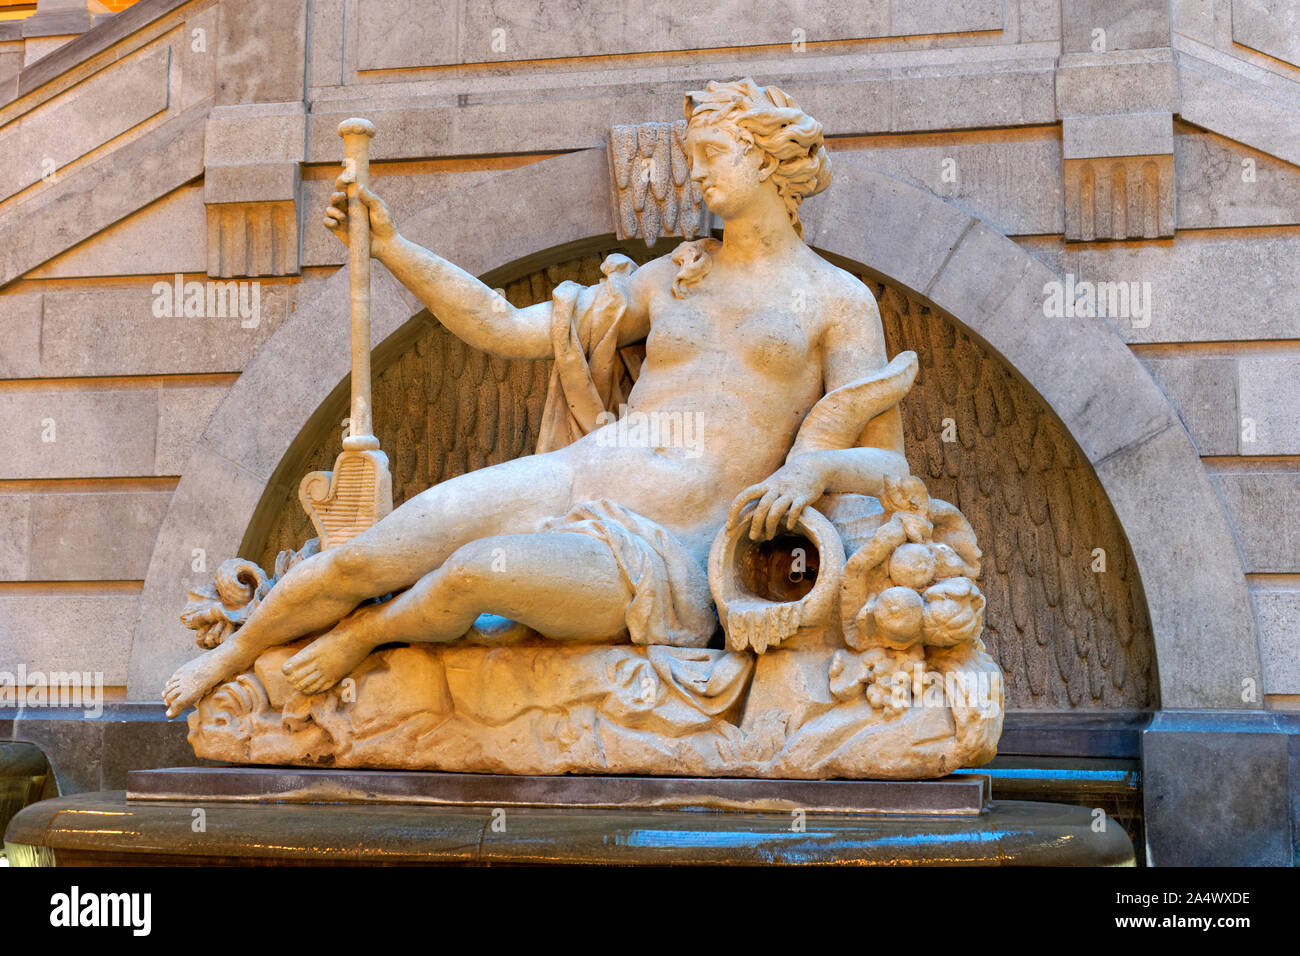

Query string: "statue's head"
[[683, 78, 831, 238]]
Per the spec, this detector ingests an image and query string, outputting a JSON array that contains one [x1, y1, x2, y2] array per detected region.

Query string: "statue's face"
[[685, 121, 767, 219]]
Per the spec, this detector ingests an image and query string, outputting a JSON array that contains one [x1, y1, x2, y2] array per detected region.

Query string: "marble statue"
[[170, 78, 1004, 778]]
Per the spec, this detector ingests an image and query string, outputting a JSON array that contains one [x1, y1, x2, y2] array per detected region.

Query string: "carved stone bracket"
[[205, 198, 299, 278], [1063, 154, 1175, 241], [1057, 54, 1177, 242], [608, 120, 709, 245], [203, 104, 306, 277]]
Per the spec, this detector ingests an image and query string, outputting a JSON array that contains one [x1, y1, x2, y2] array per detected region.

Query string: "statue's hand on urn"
[[323, 171, 398, 258], [726, 456, 828, 542]]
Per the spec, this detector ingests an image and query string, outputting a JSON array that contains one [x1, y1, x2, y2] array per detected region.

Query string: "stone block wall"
[[0, 0, 1295, 717]]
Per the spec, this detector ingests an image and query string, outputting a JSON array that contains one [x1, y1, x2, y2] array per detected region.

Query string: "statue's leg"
[[163, 452, 575, 716], [281, 532, 633, 694]]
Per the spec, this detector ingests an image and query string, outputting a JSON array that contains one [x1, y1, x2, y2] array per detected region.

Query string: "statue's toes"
[[285, 664, 317, 691]]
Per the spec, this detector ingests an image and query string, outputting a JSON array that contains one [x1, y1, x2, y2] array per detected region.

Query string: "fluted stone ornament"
[[169, 79, 1005, 778]]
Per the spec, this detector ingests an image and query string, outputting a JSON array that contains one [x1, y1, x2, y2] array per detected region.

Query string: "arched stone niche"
[[128, 149, 1258, 711], [252, 246, 1157, 711]]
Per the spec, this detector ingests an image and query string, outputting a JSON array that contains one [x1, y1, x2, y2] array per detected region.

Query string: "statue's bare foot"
[[164, 650, 237, 718], [282, 608, 379, 695]]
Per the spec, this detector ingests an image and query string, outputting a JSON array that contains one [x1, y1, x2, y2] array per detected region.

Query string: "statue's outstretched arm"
[[325, 177, 569, 360], [379, 231, 559, 359]]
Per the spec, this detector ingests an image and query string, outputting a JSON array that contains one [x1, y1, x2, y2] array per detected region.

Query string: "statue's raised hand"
[[323, 171, 397, 254]]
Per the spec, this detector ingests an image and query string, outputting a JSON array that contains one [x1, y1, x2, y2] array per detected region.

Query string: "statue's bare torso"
[[559, 246, 870, 560]]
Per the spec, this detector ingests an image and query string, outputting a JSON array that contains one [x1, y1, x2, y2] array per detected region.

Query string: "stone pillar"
[[213, 0, 307, 106], [200, 0, 309, 278], [1055, 1, 1298, 866], [1056, 0, 1176, 240], [203, 103, 305, 278]]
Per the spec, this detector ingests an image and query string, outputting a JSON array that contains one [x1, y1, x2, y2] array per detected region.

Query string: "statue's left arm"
[[803, 284, 910, 489], [727, 284, 913, 540]]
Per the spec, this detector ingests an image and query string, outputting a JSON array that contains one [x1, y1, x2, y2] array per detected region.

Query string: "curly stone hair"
[[683, 77, 832, 239]]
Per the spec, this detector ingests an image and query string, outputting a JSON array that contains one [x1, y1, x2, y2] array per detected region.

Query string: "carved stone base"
[[187, 638, 1004, 780]]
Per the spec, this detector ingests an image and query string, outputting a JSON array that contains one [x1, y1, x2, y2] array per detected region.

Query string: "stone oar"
[[297, 119, 394, 550]]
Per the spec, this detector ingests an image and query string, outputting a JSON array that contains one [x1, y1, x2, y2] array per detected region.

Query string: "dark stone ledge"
[[1143, 710, 1300, 866], [6, 791, 1136, 866]]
